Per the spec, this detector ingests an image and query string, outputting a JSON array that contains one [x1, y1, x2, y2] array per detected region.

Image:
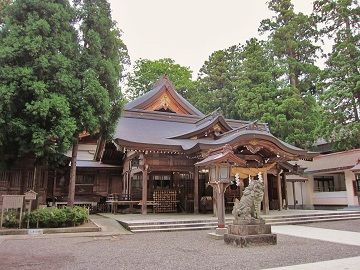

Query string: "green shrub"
[[1, 210, 18, 228], [24, 206, 89, 228]]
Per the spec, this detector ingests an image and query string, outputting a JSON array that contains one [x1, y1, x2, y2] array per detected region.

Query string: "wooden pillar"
[[277, 173, 283, 211], [212, 187, 217, 216], [194, 167, 199, 214], [283, 173, 288, 209], [141, 169, 148, 214], [292, 181, 296, 209], [68, 138, 79, 207], [52, 170, 57, 205], [263, 172, 269, 214]]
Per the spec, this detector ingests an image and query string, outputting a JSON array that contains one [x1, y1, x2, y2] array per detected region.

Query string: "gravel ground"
[[1, 229, 360, 270], [304, 219, 360, 232]]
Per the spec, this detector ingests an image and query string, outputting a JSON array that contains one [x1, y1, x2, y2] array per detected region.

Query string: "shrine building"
[[95, 76, 317, 214], [0, 76, 319, 214]]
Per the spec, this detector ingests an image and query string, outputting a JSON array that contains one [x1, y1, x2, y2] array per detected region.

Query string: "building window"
[[131, 174, 142, 189], [0, 171, 8, 187], [9, 171, 21, 188], [314, 174, 346, 192], [153, 175, 171, 189], [75, 174, 95, 194], [355, 174, 360, 192]]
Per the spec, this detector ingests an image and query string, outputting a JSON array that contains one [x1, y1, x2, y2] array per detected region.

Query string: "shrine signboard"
[[0, 195, 25, 228]]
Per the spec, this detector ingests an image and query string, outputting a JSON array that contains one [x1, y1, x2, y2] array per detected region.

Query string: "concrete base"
[[228, 223, 271, 236], [208, 227, 228, 240], [224, 233, 277, 247], [224, 219, 277, 248]]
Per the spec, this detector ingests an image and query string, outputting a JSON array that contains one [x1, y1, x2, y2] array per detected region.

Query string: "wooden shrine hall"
[[98, 76, 317, 214]]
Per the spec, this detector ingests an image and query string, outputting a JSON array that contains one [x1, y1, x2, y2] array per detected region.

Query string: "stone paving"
[[1, 213, 360, 269], [265, 256, 360, 270], [1, 222, 360, 270], [272, 225, 360, 246], [305, 219, 360, 233]]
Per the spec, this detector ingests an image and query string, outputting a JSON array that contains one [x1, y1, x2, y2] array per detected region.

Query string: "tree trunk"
[[67, 137, 79, 207], [32, 165, 37, 190], [352, 96, 359, 122]]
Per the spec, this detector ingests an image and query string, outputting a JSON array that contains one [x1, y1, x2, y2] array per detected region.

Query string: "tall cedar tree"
[[196, 45, 243, 118], [0, 0, 12, 24], [67, 0, 129, 206], [126, 58, 195, 101], [0, 0, 79, 169], [314, 0, 360, 149], [259, 0, 321, 147]]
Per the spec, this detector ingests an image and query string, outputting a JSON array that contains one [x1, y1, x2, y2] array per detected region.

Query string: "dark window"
[[0, 171, 8, 187], [313, 175, 346, 192], [153, 175, 171, 189], [75, 175, 95, 194], [131, 174, 142, 189], [9, 171, 21, 187], [356, 174, 360, 192]]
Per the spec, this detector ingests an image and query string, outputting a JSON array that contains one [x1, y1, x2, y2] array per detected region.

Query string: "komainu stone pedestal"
[[224, 219, 277, 248]]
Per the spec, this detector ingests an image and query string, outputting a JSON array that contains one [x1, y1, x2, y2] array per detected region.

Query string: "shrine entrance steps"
[[101, 210, 360, 233]]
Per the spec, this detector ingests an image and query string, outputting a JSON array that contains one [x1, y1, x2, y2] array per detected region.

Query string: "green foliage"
[[126, 58, 195, 100], [259, 0, 320, 94], [76, 0, 129, 139], [0, 0, 129, 169], [1, 209, 18, 228], [196, 46, 242, 118], [24, 206, 89, 228], [313, 0, 360, 150], [0, 0, 79, 164], [0, 0, 12, 24]]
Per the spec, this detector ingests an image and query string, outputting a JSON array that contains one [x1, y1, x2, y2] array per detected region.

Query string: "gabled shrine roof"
[[114, 76, 317, 160], [124, 76, 204, 116]]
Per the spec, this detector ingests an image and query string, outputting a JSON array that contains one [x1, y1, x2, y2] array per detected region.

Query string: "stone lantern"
[[208, 163, 231, 229], [195, 144, 246, 238]]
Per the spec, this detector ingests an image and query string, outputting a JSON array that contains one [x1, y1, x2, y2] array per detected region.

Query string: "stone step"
[[130, 221, 218, 231], [132, 225, 216, 233], [263, 211, 360, 220], [127, 212, 360, 228], [268, 215, 360, 226], [265, 213, 360, 222], [128, 213, 360, 233]]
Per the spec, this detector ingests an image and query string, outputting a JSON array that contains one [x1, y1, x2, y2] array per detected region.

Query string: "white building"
[[287, 149, 360, 210]]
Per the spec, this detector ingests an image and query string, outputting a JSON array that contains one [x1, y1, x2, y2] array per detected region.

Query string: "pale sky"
[[109, 0, 314, 76]]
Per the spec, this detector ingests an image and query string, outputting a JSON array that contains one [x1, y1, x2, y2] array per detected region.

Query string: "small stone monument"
[[224, 173, 277, 247]]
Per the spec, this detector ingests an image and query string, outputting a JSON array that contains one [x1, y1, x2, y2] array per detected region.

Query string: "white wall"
[[287, 170, 359, 208], [345, 170, 359, 206], [286, 182, 308, 208]]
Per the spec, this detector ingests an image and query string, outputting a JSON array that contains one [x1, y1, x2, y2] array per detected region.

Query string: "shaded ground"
[[304, 219, 360, 233], [1, 229, 360, 270]]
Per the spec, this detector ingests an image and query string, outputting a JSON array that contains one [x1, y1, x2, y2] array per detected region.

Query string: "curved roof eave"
[[182, 131, 318, 159], [169, 114, 232, 139], [114, 138, 184, 152]]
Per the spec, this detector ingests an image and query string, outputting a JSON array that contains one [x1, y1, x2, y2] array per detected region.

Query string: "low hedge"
[[1, 210, 18, 228], [24, 206, 89, 228]]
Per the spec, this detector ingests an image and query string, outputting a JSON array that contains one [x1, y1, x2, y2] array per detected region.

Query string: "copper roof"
[[75, 160, 121, 168], [124, 76, 204, 116], [114, 76, 317, 160], [195, 145, 246, 167]]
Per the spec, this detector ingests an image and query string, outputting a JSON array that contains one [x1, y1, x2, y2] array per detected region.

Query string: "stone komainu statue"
[[232, 178, 264, 221]]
